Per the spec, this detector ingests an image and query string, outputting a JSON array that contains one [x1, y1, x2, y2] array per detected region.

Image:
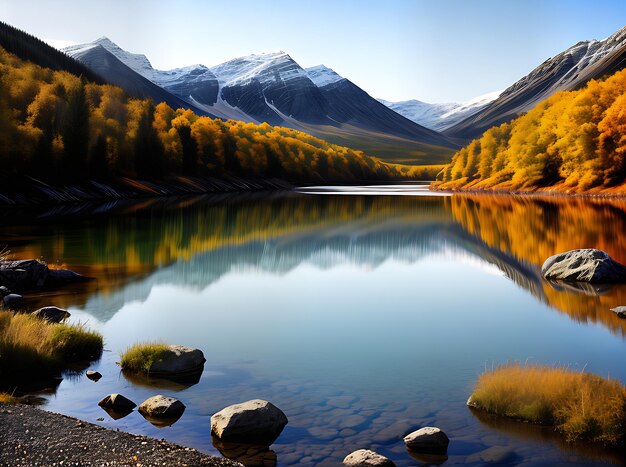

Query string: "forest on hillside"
[[0, 46, 422, 184], [436, 67, 626, 194]]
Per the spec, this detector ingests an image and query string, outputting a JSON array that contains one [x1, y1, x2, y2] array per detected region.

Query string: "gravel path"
[[0, 405, 241, 466]]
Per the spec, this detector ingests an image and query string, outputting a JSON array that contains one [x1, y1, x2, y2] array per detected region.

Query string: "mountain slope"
[[308, 65, 450, 146], [436, 66, 626, 194], [65, 39, 457, 164], [63, 41, 209, 116], [445, 25, 626, 141], [0, 21, 103, 83], [379, 90, 501, 132]]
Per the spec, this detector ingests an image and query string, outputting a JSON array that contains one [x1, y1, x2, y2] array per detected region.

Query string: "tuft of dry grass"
[[0, 391, 19, 404], [0, 310, 103, 382], [0, 246, 9, 262], [120, 342, 172, 374], [468, 363, 626, 445]]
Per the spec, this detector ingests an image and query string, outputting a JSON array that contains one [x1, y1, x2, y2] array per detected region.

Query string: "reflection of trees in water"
[[470, 407, 626, 465], [4, 192, 626, 337], [451, 194, 626, 337]]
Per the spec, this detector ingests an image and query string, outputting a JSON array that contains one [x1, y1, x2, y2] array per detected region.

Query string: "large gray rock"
[[0, 286, 10, 297], [211, 399, 288, 444], [343, 449, 396, 466], [149, 345, 206, 376], [98, 393, 136, 411], [404, 427, 449, 453], [0, 259, 85, 291], [542, 249, 626, 283], [32, 306, 70, 323]]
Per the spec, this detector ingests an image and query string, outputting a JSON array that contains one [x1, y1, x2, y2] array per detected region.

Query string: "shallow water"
[[3, 186, 626, 465]]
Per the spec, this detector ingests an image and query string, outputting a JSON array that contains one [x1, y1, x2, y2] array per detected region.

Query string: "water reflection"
[[469, 408, 625, 465], [3, 192, 626, 465], [3, 192, 626, 338]]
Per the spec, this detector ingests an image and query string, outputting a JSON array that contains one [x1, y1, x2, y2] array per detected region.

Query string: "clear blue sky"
[[2, 0, 626, 102]]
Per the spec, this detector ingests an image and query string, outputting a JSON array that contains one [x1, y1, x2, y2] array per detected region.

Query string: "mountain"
[[0, 21, 103, 84], [63, 38, 211, 116], [64, 39, 457, 163], [305, 65, 451, 147], [445, 25, 626, 141], [378, 90, 501, 132]]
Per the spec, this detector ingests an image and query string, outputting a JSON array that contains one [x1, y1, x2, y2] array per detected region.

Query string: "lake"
[[2, 185, 626, 466]]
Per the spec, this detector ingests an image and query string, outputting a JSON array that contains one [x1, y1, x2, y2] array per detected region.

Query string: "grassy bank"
[[468, 363, 626, 445], [120, 342, 172, 373], [0, 310, 103, 386]]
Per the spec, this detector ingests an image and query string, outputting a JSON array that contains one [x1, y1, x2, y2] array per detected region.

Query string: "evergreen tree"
[[178, 124, 198, 175], [89, 134, 108, 178], [61, 81, 89, 178], [134, 104, 164, 178]]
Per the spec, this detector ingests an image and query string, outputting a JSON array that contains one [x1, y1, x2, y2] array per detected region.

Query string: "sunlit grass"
[[0, 246, 9, 261], [468, 363, 626, 445], [120, 342, 172, 373], [0, 310, 103, 380], [0, 391, 19, 404]]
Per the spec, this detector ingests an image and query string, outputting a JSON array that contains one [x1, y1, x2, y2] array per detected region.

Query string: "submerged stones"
[[32, 306, 70, 323], [138, 395, 186, 427], [211, 399, 288, 444], [542, 249, 626, 283], [343, 449, 396, 466], [212, 438, 278, 467], [403, 427, 449, 453]]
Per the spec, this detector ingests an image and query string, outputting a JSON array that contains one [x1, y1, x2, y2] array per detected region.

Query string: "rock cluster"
[[0, 259, 85, 291]]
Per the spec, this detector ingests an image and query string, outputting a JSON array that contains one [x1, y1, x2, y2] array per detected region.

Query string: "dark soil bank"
[[0, 405, 241, 466]]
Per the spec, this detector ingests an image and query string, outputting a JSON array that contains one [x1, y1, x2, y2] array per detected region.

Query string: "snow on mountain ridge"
[[210, 51, 308, 87], [379, 90, 502, 132], [305, 65, 344, 87], [65, 38, 219, 88], [92, 37, 154, 77]]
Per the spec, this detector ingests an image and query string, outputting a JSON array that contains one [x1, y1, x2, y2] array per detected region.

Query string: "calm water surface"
[[3, 186, 626, 466]]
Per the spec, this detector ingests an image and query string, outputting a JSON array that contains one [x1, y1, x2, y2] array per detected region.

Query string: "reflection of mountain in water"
[[4, 192, 626, 336], [81, 218, 549, 323]]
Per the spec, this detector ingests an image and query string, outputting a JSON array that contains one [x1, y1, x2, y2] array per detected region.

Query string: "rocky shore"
[[0, 404, 241, 466], [0, 175, 292, 206]]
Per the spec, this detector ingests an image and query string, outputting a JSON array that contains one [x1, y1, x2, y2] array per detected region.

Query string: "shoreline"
[[0, 403, 241, 466], [0, 175, 293, 207], [430, 184, 626, 200]]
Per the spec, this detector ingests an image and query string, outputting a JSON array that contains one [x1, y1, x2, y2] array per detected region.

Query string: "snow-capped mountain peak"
[[305, 65, 345, 87], [210, 51, 306, 87], [91, 37, 154, 76]]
